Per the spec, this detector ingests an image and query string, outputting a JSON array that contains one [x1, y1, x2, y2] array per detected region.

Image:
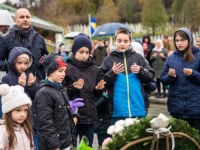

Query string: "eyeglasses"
[[175, 39, 187, 43]]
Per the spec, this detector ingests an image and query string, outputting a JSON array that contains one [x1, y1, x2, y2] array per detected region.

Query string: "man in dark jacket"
[[93, 38, 107, 66], [0, 8, 49, 83]]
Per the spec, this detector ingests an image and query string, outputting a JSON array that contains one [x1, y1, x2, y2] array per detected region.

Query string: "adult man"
[[93, 38, 106, 66], [0, 8, 49, 82], [162, 35, 174, 52]]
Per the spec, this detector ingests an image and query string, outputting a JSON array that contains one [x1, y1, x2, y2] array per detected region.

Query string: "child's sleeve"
[[94, 68, 105, 98], [0, 126, 8, 149], [62, 75, 78, 100], [34, 92, 61, 149], [137, 57, 155, 84], [100, 59, 118, 88], [1, 76, 9, 85], [143, 79, 157, 93], [26, 79, 38, 100], [160, 57, 177, 85]]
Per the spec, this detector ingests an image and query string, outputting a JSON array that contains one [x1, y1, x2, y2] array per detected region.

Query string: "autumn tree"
[[142, 0, 168, 35], [96, 0, 120, 25]]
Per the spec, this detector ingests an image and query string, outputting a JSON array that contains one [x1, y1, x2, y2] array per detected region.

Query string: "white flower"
[[115, 120, 125, 127], [114, 126, 124, 133], [150, 113, 169, 128], [125, 118, 134, 127], [107, 125, 115, 135]]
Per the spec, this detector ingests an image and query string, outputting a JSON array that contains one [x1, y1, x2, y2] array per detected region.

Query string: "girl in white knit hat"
[[0, 84, 34, 150]]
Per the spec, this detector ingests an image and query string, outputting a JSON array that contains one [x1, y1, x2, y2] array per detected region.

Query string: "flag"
[[90, 17, 96, 35]]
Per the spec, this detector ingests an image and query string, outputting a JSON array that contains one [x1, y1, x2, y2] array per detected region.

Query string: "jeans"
[[97, 133, 109, 147], [34, 129, 38, 150], [76, 124, 94, 147], [0, 95, 2, 118]]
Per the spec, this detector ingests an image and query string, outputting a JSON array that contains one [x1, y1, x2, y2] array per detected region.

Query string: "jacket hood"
[[131, 42, 144, 57], [174, 28, 193, 49], [67, 54, 94, 70], [110, 45, 133, 53], [36, 80, 60, 93], [8, 47, 34, 75], [142, 35, 151, 45], [0, 10, 14, 37]]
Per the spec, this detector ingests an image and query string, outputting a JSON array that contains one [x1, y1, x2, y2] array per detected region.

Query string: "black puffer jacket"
[[63, 55, 104, 124], [34, 81, 76, 150], [94, 94, 110, 133]]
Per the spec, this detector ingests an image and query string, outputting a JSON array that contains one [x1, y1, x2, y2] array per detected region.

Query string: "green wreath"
[[101, 116, 200, 150]]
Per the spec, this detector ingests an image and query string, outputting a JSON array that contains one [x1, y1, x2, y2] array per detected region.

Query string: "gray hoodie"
[[0, 10, 14, 38]]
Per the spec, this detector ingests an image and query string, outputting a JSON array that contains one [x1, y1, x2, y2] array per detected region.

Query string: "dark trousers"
[[97, 133, 109, 147], [176, 118, 200, 134], [156, 78, 166, 93], [0, 95, 2, 118], [76, 124, 94, 147]]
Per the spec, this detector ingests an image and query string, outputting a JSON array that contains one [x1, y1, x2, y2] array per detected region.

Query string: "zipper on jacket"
[[123, 52, 131, 117]]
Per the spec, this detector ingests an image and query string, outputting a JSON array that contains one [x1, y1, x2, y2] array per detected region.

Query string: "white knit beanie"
[[0, 84, 32, 114]]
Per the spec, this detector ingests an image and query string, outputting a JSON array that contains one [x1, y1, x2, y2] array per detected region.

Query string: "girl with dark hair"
[[161, 28, 200, 133]]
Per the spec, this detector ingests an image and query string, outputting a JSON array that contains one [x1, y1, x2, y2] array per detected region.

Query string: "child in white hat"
[[0, 84, 34, 150]]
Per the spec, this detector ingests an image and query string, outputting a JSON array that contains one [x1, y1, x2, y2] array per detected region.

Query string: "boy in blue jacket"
[[100, 28, 154, 125]]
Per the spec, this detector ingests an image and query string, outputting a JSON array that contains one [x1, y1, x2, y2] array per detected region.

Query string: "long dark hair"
[[175, 30, 195, 63], [3, 106, 35, 150]]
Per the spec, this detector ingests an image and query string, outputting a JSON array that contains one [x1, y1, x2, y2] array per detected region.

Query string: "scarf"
[[9, 25, 37, 48], [153, 39, 163, 52], [142, 42, 149, 55]]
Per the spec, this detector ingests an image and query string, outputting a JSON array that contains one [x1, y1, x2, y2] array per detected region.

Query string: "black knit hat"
[[43, 53, 68, 76], [72, 33, 92, 55]]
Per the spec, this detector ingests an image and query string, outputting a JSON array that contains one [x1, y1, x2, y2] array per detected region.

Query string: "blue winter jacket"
[[0, 32, 49, 82], [101, 46, 154, 118], [1, 47, 38, 100], [160, 28, 200, 119]]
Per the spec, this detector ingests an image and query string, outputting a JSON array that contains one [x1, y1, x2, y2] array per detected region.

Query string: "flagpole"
[[88, 13, 91, 39]]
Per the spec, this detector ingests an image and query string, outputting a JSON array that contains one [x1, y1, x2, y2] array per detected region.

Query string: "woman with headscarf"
[[160, 28, 200, 133], [150, 39, 168, 98]]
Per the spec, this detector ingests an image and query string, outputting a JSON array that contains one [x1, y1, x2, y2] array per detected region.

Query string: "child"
[[142, 42, 149, 58], [62, 33, 105, 147], [34, 53, 84, 150], [94, 91, 110, 147], [100, 27, 154, 125], [0, 84, 34, 150], [1, 47, 38, 148]]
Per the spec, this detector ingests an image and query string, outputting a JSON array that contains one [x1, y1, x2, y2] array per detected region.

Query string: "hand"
[[27, 73, 36, 86], [54, 148, 60, 150], [39, 54, 47, 65], [112, 62, 124, 74], [131, 63, 140, 74], [152, 53, 157, 58], [18, 72, 27, 86], [159, 53, 165, 58], [73, 117, 78, 126], [69, 98, 84, 114], [168, 68, 176, 77], [95, 80, 106, 90], [183, 68, 193, 76], [73, 79, 84, 89]]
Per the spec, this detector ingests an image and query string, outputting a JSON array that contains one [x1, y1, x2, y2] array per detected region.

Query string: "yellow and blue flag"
[[90, 18, 96, 35]]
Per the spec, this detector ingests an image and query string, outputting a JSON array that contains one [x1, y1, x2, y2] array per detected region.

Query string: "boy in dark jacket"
[[100, 28, 154, 125], [62, 33, 105, 147], [35, 53, 84, 150], [94, 91, 110, 147]]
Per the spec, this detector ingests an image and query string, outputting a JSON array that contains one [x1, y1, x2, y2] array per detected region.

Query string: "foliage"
[[142, 0, 168, 35], [193, 0, 200, 26], [101, 116, 200, 150]]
